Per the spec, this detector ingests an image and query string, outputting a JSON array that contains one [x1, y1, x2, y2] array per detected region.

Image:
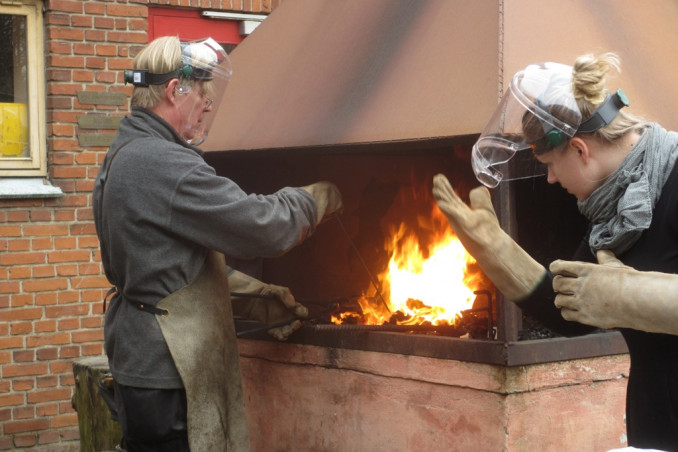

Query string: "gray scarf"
[[578, 123, 678, 255]]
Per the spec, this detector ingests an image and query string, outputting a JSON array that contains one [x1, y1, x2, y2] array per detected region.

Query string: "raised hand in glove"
[[432, 174, 546, 302], [228, 270, 308, 340], [551, 250, 678, 335], [301, 181, 343, 224]]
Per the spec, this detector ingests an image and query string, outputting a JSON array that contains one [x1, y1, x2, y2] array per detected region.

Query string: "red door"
[[148, 7, 244, 49]]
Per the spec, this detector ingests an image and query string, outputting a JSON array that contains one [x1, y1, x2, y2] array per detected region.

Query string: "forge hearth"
[[209, 136, 627, 364]]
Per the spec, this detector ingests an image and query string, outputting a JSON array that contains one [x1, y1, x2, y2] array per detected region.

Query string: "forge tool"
[[332, 214, 391, 314], [231, 293, 358, 338]]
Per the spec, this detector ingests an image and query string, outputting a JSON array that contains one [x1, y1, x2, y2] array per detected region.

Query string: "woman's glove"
[[301, 181, 343, 224], [229, 270, 308, 341], [432, 174, 547, 302], [551, 250, 678, 334]]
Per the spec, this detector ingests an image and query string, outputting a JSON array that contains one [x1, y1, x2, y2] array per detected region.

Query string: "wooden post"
[[72, 356, 123, 451]]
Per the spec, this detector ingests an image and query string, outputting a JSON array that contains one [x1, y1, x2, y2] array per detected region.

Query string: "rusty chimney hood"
[[202, 0, 678, 154]]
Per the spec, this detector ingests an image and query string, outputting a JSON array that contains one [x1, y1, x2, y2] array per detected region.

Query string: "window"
[[0, 1, 46, 176]]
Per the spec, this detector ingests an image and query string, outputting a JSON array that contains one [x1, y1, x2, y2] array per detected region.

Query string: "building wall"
[[0, 1, 281, 449]]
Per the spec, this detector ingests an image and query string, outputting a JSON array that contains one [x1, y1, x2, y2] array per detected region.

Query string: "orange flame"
[[333, 205, 484, 326]]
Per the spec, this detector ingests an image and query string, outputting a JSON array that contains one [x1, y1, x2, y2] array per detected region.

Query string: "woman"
[[433, 53, 678, 450]]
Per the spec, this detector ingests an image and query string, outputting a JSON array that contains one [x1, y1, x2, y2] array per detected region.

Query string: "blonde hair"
[[572, 52, 645, 142], [130, 36, 196, 108]]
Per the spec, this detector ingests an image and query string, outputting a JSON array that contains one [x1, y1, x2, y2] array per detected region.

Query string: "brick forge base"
[[238, 339, 630, 451]]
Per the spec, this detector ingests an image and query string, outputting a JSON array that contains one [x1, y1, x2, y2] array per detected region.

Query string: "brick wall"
[[0, 0, 281, 449]]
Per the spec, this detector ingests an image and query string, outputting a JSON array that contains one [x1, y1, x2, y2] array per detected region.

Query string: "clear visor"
[[471, 62, 582, 188], [178, 38, 232, 146]]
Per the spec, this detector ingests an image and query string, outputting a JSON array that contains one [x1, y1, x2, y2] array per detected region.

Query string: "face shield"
[[124, 37, 233, 146], [471, 63, 582, 188], [174, 38, 232, 145]]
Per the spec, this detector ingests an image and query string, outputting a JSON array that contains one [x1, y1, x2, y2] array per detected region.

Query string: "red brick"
[[49, 360, 73, 373], [9, 265, 31, 278], [12, 434, 38, 447], [10, 293, 33, 308], [23, 224, 69, 237], [2, 307, 42, 322], [0, 252, 45, 267], [106, 4, 148, 17], [71, 15, 93, 28], [56, 264, 78, 277], [27, 388, 71, 405], [45, 304, 89, 318], [7, 211, 29, 222], [84, 2, 105, 15], [0, 281, 20, 294], [4, 418, 49, 434], [59, 346, 80, 359], [57, 291, 79, 305], [108, 31, 148, 43], [0, 225, 21, 237], [25, 333, 71, 348], [1, 393, 27, 408], [72, 329, 104, 343], [73, 70, 95, 83], [29, 210, 53, 222], [48, 27, 85, 41], [82, 343, 104, 356], [57, 318, 79, 331], [13, 405, 35, 419], [10, 378, 34, 391], [9, 322, 32, 335], [94, 17, 115, 30], [0, 336, 24, 350], [49, 413, 78, 428], [50, 123, 76, 136], [23, 278, 69, 293], [35, 292, 58, 306], [46, 12, 70, 26], [38, 430, 61, 445], [47, 250, 90, 263], [85, 29, 106, 42], [36, 404, 58, 417], [34, 320, 57, 333], [48, 0, 84, 14], [36, 348, 59, 361], [33, 265, 57, 278], [8, 239, 30, 252], [3, 362, 49, 378], [12, 349, 35, 362], [70, 275, 110, 289], [55, 210, 76, 222]]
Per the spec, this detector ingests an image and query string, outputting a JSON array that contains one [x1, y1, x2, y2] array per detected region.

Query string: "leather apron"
[[155, 250, 250, 451]]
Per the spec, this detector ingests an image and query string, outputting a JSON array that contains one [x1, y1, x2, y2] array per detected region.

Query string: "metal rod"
[[236, 303, 339, 338], [230, 292, 335, 308], [332, 214, 391, 313]]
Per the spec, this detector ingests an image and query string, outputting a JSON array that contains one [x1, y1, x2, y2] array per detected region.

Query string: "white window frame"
[[0, 1, 46, 177]]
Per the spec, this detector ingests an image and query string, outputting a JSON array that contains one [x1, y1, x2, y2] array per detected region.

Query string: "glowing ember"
[[333, 204, 484, 326]]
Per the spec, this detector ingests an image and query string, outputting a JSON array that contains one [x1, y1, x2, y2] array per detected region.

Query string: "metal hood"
[[202, 0, 678, 153]]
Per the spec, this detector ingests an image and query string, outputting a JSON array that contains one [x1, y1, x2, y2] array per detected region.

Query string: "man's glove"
[[551, 250, 678, 335], [432, 174, 547, 302], [229, 270, 308, 340], [301, 181, 343, 224]]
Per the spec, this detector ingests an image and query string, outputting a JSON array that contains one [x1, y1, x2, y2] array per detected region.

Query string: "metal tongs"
[[231, 292, 359, 337]]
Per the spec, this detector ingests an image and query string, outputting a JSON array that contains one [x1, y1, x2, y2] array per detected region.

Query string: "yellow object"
[[0, 102, 28, 157]]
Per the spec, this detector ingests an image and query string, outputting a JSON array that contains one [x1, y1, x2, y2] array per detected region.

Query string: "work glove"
[[301, 181, 343, 224], [551, 250, 678, 335], [229, 270, 309, 340], [432, 174, 547, 302]]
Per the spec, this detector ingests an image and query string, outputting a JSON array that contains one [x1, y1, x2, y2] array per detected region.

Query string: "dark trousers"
[[113, 382, 190, 452]]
